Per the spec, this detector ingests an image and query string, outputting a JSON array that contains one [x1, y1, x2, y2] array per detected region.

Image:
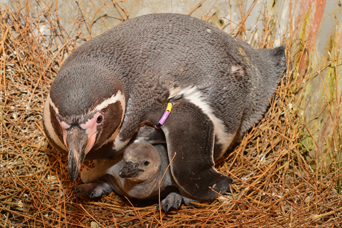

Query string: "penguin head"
[[43, 63, 125, 182], [119, 142, 161, 182]]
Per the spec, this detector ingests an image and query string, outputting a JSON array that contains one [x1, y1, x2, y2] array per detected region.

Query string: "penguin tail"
[[263, 44, 287, 79]]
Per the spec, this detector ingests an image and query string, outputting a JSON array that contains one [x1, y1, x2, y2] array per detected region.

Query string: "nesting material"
[[1, 1, 342, 227]]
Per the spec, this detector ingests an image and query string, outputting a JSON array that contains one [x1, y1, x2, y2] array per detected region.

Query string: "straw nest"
[[1, 1, 342, 227]]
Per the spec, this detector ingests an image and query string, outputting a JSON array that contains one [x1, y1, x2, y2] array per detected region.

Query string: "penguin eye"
[[144, 161, 150, 166], [96, 115, 103, 124]]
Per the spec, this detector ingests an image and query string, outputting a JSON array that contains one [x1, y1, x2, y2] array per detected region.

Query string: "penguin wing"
[[161, 100, 232, 200]]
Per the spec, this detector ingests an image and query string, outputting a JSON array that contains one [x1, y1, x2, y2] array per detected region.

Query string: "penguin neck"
[[113, 99, 169, 153]]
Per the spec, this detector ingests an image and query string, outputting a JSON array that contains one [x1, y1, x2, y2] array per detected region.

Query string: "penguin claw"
[[162, 202, 171, 212], [158, 192, 184, 211], [173, 197, 182, 209], [90, 191, 96, 198], [171, 193, 182, 210]]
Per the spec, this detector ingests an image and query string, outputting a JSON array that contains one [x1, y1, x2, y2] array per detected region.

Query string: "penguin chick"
[[74, 142, 194, 211], [118, 142, 163, 199]]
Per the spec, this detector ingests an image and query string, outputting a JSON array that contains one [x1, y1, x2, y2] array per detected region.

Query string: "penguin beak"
[[119, 161, 144, 178], [66, 126, 88, 182]]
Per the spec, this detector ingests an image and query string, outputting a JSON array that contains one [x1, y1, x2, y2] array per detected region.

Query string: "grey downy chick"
[[74, 141, 195, 211]]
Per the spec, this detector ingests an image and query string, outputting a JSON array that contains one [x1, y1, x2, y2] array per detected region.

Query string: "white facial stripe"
[[49, 96, 59, 115], [98, 91, 126, 149], [50, 91, 123, 123], [93, 90, 125, 112], [169, 86, 235, 158], [43, 94, 67, 151], [47, 91, 126, 153]]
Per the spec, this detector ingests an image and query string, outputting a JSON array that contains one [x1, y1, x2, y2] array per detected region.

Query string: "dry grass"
[[1, 1, 342, 227]]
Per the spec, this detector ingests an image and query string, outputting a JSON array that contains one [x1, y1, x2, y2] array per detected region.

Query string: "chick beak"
[[119, 161, 144, 178], [66, 126, 88, 182]]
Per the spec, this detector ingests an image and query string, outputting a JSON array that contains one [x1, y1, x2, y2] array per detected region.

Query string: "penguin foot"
[[156, 192, 202, 211], [158, 192, 183, 211], [73, 181, 112, 198]]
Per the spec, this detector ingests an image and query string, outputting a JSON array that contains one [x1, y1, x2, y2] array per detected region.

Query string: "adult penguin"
[[43, 13, 286, 202]]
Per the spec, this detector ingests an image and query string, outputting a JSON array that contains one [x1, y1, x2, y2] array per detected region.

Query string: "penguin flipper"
[[162, 101, 232, 200]]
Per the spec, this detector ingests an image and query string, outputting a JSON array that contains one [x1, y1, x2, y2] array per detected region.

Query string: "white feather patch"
[[169, 86, 235, 158], [96, 90, 126, 149], [113, 137, 130, 151], [49, 95, 59, 115], [93, 90, 125, 111], [43, 94, 67, 151]]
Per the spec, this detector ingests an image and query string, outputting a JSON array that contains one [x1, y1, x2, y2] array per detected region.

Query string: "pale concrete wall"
[[0, 0, 238, 37], [0, 0, 288, 45]]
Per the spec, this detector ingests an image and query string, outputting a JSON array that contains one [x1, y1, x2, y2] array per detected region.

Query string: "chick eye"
[[96, 115, 103, 124], [144, 161, 150, 166]]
